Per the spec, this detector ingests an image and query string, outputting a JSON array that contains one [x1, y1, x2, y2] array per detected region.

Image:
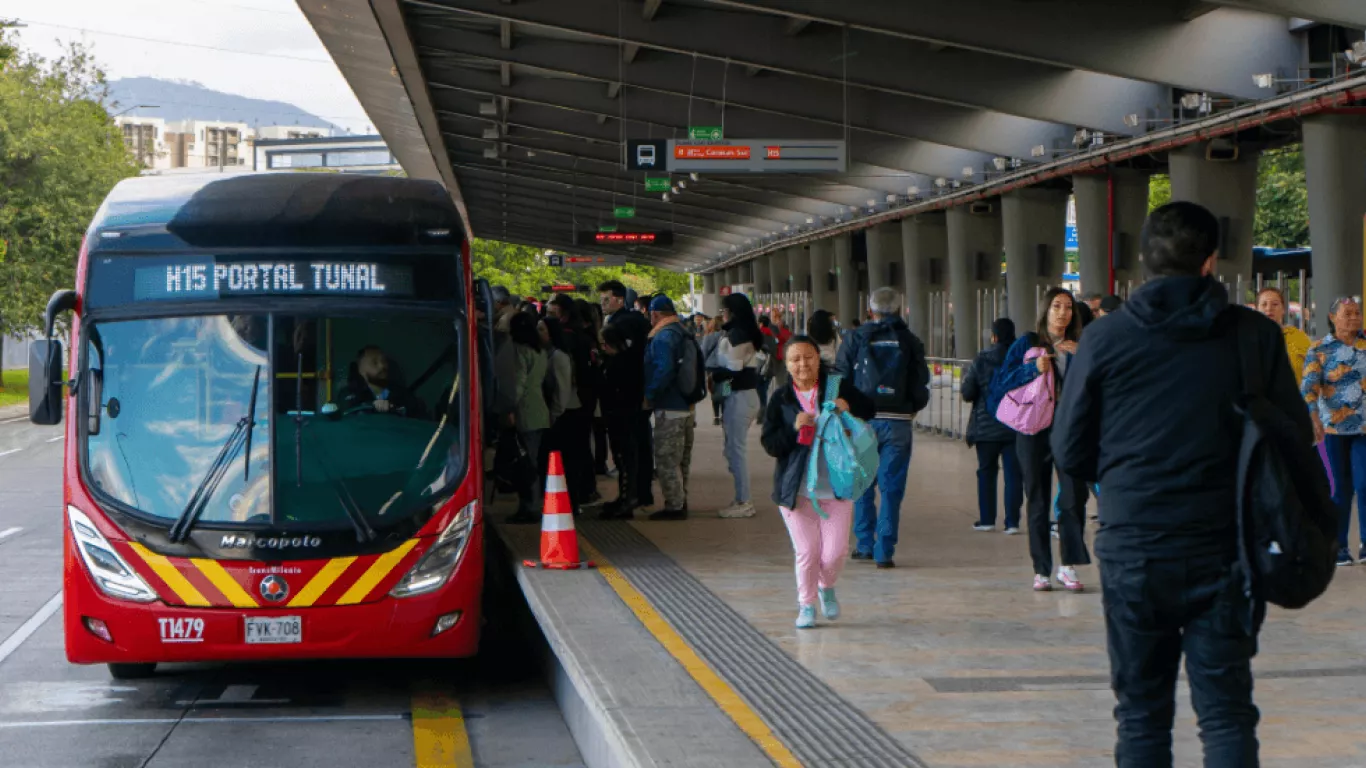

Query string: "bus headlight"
[[390, 500, 476, 598], [67, 505, 158, 603]]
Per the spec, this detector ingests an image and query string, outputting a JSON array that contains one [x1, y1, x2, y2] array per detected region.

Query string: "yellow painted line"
[[190, 559, 258, 608], [580, 541, 803, 768], [411, 687, 475, 768], [336, 539, 419, 605], [288, 556, 357, 608], [128, 543, 210, 607]]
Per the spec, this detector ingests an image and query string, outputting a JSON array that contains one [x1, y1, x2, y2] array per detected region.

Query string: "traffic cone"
[[523, 452, 595, 570]]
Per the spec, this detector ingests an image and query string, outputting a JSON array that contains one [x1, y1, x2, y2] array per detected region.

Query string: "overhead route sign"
[[625, 139, 846, 173], [644, 177, 671, 193], [575, 231, 674, 247], [613, 206, 636, 219], [688, 126, 723, 140]]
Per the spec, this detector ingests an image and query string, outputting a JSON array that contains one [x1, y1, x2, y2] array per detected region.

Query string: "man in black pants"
[[1053, 202, 1312, 767], [597, 280, 651, 519]]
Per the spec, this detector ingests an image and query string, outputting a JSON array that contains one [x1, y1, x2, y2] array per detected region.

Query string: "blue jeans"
[[1323, 433, 1366, 548], [722, 389, 759, 504], [1101, 555, 1263, 767], [854, 419, 913, 562], [975, 441, 1022, 528]]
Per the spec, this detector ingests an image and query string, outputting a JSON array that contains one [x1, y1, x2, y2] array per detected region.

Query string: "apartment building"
[[113, 115, 170, 169]]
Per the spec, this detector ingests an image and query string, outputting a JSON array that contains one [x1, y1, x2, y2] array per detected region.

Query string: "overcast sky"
[[8, 0, 372, 131]]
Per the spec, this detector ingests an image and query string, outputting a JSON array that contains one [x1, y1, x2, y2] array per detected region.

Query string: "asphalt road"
[[0, 411, 582, 768]]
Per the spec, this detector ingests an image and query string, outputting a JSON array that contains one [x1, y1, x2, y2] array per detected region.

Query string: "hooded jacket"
[[962, 340, 1015, 445], [643, 318, 690, 412], [1051, 276, 1311, 561]]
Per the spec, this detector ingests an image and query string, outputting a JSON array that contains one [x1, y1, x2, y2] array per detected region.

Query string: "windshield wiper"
[[242, 365, 262, 481], [168, 366, 261, 543]]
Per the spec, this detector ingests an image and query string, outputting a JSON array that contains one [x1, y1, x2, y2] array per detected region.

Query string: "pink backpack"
[[995, 347, 1055, 435]]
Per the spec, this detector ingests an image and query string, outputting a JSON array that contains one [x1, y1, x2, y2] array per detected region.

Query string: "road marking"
[[411, 687, 475, 768], [0, 714, 407, 729], [0, 592, 63, 667], [581, 541, 803, 768], [0, 527, 21, 543], [0, 448, 21, 458], [46, 435, 64, 443]]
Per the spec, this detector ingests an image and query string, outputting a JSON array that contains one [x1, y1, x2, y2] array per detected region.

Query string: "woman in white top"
[[807, 309, 842, 366], [706, 293, 765, 518]]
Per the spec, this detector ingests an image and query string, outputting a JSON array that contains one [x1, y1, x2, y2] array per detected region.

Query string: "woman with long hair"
[[700, 314, 726, 425], [762, 336, 875, 628], [708, 292, 765, 518], [507, 311, 550, 523], [578, 299, 612, 478], [992, 287, 1091, 591], [806, 309, 841, 365]]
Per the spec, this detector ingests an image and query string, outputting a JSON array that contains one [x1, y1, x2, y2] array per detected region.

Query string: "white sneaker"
[[718, 501, 756, 518], [1056, 566, 1084, 592], [1003, 526, 1020, 536], [972, 523, 994, 532]]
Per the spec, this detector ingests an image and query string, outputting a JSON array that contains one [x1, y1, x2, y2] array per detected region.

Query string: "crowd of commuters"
[[481, 199, 1353, 764]]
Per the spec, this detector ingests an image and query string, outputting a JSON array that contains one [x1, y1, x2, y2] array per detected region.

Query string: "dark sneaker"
[[875, 560, 895, 569], [972, 523, 994, 532], [580, 491, 605, 508], [598, 501, 635, 521], [648, 508, 688, 521], [850, 551, 873, 561], [1338, 547, 1355, 566]]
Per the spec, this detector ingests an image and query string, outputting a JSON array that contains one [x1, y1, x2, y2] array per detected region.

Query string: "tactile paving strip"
[[580, 520, 929, 768]]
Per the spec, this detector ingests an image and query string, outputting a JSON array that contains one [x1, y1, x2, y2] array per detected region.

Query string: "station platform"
[[493, 419, 1366, 768]]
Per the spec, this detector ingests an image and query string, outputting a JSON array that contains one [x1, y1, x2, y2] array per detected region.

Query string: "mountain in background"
[[106, 77, 356, 134]]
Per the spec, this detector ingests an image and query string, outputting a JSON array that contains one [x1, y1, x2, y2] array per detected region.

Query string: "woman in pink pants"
[[761, 336, 876, 629]]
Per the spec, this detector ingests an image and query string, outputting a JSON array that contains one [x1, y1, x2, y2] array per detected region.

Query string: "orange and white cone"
[[523, 451, 595, 570]]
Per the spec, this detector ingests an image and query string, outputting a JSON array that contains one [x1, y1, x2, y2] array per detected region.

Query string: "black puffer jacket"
[[761, 371, 876, 510], [962, 341, 1014, 445]]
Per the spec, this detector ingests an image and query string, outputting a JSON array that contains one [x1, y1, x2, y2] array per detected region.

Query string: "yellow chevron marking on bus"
[[580, 541, 802, 768], [336, 540, 419, 605], [288, 556, 357, 607], [190, 559, 259, 608], [128, 543, 211, 607], [411, 686, 474, 768]]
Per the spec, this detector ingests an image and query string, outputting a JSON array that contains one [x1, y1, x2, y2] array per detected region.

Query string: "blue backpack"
[[807, 374, 880, 518]]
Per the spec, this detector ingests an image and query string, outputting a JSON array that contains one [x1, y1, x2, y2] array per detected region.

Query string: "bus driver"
[[341, 345, 424, 417]]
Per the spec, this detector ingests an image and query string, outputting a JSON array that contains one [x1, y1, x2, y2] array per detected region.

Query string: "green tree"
[[469, 238, 693, 307], [1148, 173, 1171, 213], [1254, 145, 1309, 249], [0, 35, 139, 386]]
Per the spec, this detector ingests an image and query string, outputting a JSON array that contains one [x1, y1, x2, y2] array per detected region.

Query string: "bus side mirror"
[[29, 340, 64, 426]]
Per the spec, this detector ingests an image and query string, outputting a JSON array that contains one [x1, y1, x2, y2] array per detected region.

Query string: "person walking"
[[807, 309, 842, 365], [991, 286, 1090, 592], [835, 287, 930, 568], [506, 312, 551, 524], [761, 336, 875, 628], [1256, 287, 1311, 382], [642, 296, 695, 521], [708, 293, 765, 518], [1301, 296, 1366, 566], [962, 318, 1023, 534], [1053, 201, 1312, 767]]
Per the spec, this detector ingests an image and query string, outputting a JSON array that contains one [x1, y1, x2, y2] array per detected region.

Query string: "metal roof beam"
[[1208, 0, 1366, 28], [642, 0, 663, 21]]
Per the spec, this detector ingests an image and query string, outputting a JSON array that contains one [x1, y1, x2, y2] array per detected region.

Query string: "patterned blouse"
[[1301, 332, 1366, 435]]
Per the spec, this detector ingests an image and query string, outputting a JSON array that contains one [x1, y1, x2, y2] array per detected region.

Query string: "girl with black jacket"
[[761, 336, 876, 629], [991, 287, 1091, 592]]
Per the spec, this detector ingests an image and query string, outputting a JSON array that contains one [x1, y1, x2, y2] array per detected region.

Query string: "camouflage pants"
[[654, 412, 691, 511]]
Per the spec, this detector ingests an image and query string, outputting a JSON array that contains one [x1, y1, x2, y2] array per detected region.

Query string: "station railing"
[[914, 357, 973, 441]]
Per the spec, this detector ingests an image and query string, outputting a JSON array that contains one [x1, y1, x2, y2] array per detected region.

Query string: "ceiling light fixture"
[[907, 185, 919, 196], [1072, 129, 1090, 148], [481, 126, 499, 139], [962, 166, 974, 177], [1122, 114, 1140, 128], [1252, 73, 1275, 89], [1179, 92, 1206, 111], [934, 177, 947, 188], [1030, 145, 1046, 158], [478, 101, 498, 116], [689, 172, 700, 182], [1346, 41, 1366, 65]]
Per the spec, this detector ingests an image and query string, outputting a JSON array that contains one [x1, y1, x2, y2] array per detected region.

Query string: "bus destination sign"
[[133, 260, 416, 301]]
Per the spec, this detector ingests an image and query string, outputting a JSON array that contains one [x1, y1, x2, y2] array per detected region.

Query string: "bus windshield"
[[82, 313, 464, 530]]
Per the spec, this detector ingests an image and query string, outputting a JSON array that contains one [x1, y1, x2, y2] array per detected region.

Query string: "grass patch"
[[0, 368, 29, 409]]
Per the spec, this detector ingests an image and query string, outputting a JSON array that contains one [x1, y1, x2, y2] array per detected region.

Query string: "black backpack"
[[674, 327, 707, 405], [1232, 311, 1337, 609], [853, 322, 914, 412]]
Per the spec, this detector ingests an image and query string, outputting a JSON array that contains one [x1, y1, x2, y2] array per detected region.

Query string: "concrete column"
[[1169, 143, 1259, 301], [1002, 188, 1069, 327], [769, 249, 790, 294], [901, 213, 946, 340], [810, 239, 836, 314], [723, 266, 736, 293], [1074, 171, 1152, 298], [947, 204, 1003, 358], [865, 221, 904, 296], [750, 255, 770, 296], [1305, 114, 1366, 337], [832, 234, 857, 328], [701, 272, 719, 316]]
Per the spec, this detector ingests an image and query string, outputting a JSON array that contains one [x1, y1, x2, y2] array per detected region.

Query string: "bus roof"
[[88, 173, 462, 252]]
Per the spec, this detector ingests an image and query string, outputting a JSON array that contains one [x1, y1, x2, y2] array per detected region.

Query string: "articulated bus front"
[[44, 222, 483, 679]]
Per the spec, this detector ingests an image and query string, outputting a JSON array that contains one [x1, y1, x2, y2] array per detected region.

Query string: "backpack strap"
[[821, 373, 843, 411]]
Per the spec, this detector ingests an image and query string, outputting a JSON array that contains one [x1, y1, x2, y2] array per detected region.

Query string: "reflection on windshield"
[[84, 314, 463, 529]]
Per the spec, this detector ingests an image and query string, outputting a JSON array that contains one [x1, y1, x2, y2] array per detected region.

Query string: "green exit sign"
[[599, 224, 618, 233], [688, 126, 723, 140], [644, 177, 670, 193], [613, 206, 636, 219]]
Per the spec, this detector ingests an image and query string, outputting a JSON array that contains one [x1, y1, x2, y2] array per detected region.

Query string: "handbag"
[[807, 374, 880, 518], [995, 348, 1055, 435]]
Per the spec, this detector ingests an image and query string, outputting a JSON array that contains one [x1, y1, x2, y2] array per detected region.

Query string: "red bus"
[[28, 173, 488, 679]]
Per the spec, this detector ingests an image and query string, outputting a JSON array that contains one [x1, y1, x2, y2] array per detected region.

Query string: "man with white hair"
[[835, 286, 930, 568]]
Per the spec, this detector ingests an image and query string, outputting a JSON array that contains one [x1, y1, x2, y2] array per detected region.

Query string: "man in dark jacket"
[[835, 286, 931, 568], [962, 318, 1022, 533], [597, 280, 653, 518], [1052, 202, 1312, 767], [642, 296, 693, 521]]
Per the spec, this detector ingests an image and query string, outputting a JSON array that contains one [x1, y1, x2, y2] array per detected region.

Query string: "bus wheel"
[[107, 663, 157, 680]]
